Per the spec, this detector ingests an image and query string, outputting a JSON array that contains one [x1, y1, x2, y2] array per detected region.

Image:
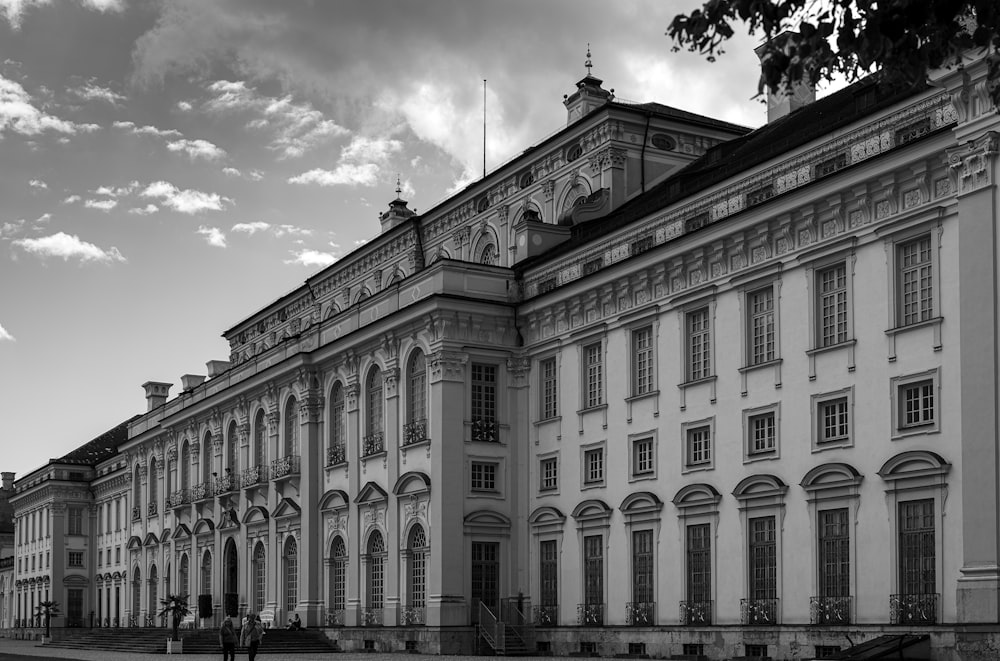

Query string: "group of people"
[[217, 613, 266, 661]]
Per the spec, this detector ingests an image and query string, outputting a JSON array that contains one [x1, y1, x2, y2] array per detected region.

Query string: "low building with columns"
[[11, 48, 1000, 658]]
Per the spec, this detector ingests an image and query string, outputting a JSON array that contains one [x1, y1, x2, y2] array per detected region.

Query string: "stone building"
[[10, 47, 1000, 659]]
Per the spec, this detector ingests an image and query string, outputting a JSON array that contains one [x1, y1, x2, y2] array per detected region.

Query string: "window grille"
[[687, 307, 711, 380], [820, 398, 850, 443], [584, 449, 603, 484], [749, 412, 776, 454], [687, 427, 711, 466], [899, 236, 933, 326], [748, 287, 775, 365], [584, 343, 603, 408], [818, 263, 847, 346], [631, 327, 654, 395], [540, 358, 558, 419]]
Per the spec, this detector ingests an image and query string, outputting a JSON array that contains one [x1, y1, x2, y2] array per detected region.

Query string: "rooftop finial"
[[585, 43, 592, 76], [395, 174, 402, 198]]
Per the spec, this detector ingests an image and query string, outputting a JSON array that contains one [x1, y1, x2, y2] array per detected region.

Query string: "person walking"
[[219, 617, 237, 661], [240, 613, 265, 661]]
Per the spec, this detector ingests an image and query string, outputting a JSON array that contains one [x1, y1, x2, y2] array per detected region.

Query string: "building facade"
[[9, 49, 1000, 659]]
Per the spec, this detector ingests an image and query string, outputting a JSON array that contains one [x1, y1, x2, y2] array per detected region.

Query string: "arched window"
[[148, 564, 158, 618], [202, 432, 213, 484], [254, 410, 266, 467], [329, 537, 346, 624], [131, 567, 141, 621], [200, 550, 212, 596], [226, 421, 238, 475], [479, 242, 498, 265], [165, 454, 172, 500], [148, 458, 157, 512], [407, 525, 428, 615], [252, 542, 266, 613], [284, 397, 298, 457], [133, 465, 141, 512], [179, 554, 189, 597], [366, 366, 383, 452], [329, 383, 345, 465], [405, 351, 427, 445], [180, 442, 190, 490], [366, 531, 386, 612], [284, 537, 298, 614], [224, 539, 238, 598]]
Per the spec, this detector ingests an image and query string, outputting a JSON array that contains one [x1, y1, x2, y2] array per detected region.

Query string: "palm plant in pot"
[[158, 594, 191, 653], [35, 600, 59, 640]]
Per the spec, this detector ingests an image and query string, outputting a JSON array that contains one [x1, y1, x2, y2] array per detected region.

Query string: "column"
[[344, 380, 362, 626], [383, 364, 401, 625], [505, 356, 531, 599], [297, 381, 324, 626]]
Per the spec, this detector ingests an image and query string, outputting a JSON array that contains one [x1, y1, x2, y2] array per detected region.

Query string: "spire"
[[380, 174, 415, 233], [395, 174, 402, 199], [585, 43, 592, 76], [563, 42, 612, 124]]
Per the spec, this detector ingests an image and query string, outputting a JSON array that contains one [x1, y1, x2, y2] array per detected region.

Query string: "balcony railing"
[[270, 454, 300, 480], [327, 444, 346, 466], [168, 489, 190, 507], [363, 433, 385, 457], [325, 609, 344, 626], [471, 418, 498, 443], [576, 602, 604, 626], [241, 465, 268, 487], [626, 601, 655, 626], [131, 505, 141, 521], [146, 502, 157, 517], [214, 472, 237, 494], [362, 607, 383, 626], [679, 599, 713, 625], [403, 419, 428, 446], [741, 597, 779, 625], [811, 595, 852, 625], [191, 481, 211, 502], [401, 604, 426, 625], [534, 603, 558, 626], [890, 593, 938, 625]]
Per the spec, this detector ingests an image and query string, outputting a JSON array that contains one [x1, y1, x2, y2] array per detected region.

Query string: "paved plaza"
[[0, 638, 564, 661]]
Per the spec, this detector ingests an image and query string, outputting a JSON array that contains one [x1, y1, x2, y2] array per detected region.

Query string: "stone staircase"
[[40, 626, 340, 655]]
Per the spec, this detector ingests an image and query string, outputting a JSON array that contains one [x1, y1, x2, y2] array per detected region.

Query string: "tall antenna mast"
[[483, 79, 487, 179]]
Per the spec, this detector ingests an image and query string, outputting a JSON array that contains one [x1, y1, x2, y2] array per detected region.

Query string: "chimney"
[[206, 360, 231, 378], [180, 374, 206, 392], [142, 381, 172, 412], [755, 33, 815, 122], [1, 472, 13, 491]]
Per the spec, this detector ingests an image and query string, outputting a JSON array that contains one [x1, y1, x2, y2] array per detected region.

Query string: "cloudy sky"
[[0, 0, 813, 480]]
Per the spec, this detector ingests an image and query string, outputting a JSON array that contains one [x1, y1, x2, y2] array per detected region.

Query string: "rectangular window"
[[584, 343, 603, 409], [539, 540, 558, 608], [686, 307, 711, 381], [900, 380, 934, 428], [819, 508, 850, 598], [818, 263, 848, 346], [749, 516, 777, 601], [471, 541, 500, 621], [470, 462, 497, 492], [632, 530, 654, 604], [748, 411, 777, 455], [540, 358, 558, 420], [747, 286, 775, 365], [819, 397, 850, 444], [583, 448, 604, 485], [68, 551, 83, 568], [631, 437, 654, 477], [471, 363, 497, 423], [115, 548, 121, 564], [540, 457, 558, 491], [899, 499, 935, 595], [67, 508, 82, 536], [898, 235, 933, 326], [584, 535, 603, 605], [631, 326, 654, 396], [686, 426, 712, 467], [687, 524, 711, 603]]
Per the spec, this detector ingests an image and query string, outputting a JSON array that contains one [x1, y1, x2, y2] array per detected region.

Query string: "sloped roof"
[[57, 416, 140, 467]]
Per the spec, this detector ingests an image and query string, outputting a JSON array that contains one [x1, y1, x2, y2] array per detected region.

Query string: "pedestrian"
[[219, 617, 237, 661], [240, 613, 265, 661]]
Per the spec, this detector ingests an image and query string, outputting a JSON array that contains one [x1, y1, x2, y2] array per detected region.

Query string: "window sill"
[[576, 404, 607, 416], [468, 489, 504, 500], [628, 472, 657, 484], [885, 316, 943, 337], [581, 481, 606, 491], [806, 339, 856, 357], [744, 451, 779, 465], [892, 424, 939, 441], [400, 438, 431, 451], [625, 390, 660, 404], [812, 438, 852, 453], [678, 375, 716, 389], [682, 463, 714, 475], [738, 358, 783, 374], [538, 488, 560, 497], [534, 416, 562, 428]]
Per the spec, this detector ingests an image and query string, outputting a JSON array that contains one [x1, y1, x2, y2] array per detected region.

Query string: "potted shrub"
[[35, 600, 59, 643], [158, 594, 191, 654]]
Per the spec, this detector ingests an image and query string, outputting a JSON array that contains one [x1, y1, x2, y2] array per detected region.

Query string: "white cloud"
[[0, 219, 25, 239], [248, 169, 263, 181], [141, 180, 228, 214], [63, 194, 81, 204], [93, 181, 138, 197], [0, 0, 124, 29], [176, 100, 192, 112], [231, 221, 270, 234], [284, 249, 336, 267], [34, 212, 51, 223], [197, 225, 227, 247], [28, 178, 46, 188], [274, 224, 312, 237], [112, 120, 182, 138], [222, 166, 241, 177], [167, 137, 226, 160], [0, 322, 13, 342], [72, 81, 124, 105], [84, 198, 117, 211], [288, 163, 379, 187], [128, 204, 159, 215], [204, 80, 348, 158], [1, 73, 86, 136], [12, 231, 125, 263]]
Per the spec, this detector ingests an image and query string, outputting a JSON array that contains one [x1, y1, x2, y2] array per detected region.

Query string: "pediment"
[[464, 509, 512, 529], [218, 508, 240, 530], [528, 506, 565, 527], [242, 506, 269, 525], [273, 497, 301, 519], [142, 532, 159, 546], [619, 491, 663, 514], [878, 450, 951, 480], [171, 524, 191, 540], [733, 474, 788, 500], [63, 574, 89, 586], [801, 462, 863, 491], [192, 518, 215, 535], [393, 471, 430, 496], [126, 535, 143, 550], [571, 499, 612, 521], [318, 489, 349, 512], [357, 481, 388, 504], [672, 483, 722, 507]]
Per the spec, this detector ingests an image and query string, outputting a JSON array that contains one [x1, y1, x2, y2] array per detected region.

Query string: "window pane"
[[687, 308, 711, 380], [748, 287, 775, 364]]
